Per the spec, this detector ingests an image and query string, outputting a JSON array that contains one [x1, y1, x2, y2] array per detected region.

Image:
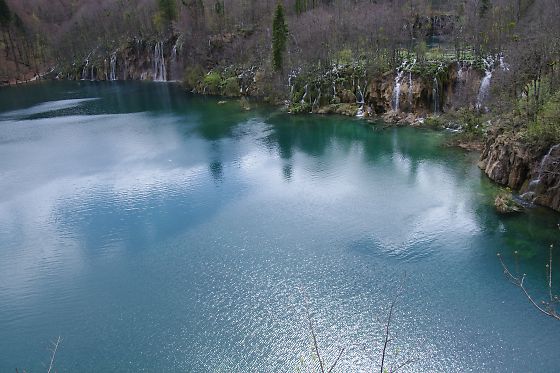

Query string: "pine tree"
[[157, 0, 178, 30], [272, 2, 288, 72], [0, 0, 11, 28], [295, 0, 304, 15]]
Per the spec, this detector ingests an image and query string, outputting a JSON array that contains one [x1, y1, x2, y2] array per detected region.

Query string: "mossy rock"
[[494, 190, 523, 214]]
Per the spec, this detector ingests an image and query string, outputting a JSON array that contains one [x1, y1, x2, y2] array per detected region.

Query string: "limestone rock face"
[[479, 128, 560, 211], [478, 129, 532, 189]]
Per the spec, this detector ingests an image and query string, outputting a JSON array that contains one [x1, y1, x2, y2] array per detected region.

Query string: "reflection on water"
[[0, 81, 559, 372]]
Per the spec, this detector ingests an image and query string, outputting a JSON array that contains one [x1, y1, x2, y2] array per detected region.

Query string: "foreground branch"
[[498, 248, 560, 321]]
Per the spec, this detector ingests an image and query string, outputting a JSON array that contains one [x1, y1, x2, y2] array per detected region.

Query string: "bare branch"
[[380, 300, 395, 373], [390, 357, 415, 373], [498, 253, 560, 321], [326, 347, 345, 373], [303, 295, 325, 373], [46, 336, 62, 373]]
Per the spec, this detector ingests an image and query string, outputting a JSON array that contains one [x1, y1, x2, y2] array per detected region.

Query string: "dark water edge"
[[0, 81, 559, 372]]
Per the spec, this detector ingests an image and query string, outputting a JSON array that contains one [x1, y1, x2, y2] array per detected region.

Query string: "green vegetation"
[[155, 0, 179, 29], [183, 64, 205, 89], [203, 71, 222, 94], [522, 91, 560, 148], [272, 3, 288, 72]]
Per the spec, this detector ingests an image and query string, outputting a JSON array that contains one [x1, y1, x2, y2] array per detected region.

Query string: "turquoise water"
[[0, 81, 559, 372]]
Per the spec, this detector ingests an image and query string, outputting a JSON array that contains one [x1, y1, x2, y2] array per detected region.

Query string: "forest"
[[1, 0, 560, 154]]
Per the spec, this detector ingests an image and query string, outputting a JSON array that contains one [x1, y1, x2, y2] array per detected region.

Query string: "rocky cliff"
[[479, 127, 560, 211]]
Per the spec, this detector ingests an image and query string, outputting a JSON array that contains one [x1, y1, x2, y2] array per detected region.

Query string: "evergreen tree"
[[272, 2, 288, 72], [157, 0, 178, 28], [479, 0, 491, 18], [0, 0, 11, 28], [295, 0, 304, 15]]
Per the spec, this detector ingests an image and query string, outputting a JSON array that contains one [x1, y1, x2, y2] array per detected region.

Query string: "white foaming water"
[[521, 144, 560, 202], [476, 56, 495, 111], [433, 76, 440, 113], [109, 53, 117, 81], [153, 41, 167, 82]]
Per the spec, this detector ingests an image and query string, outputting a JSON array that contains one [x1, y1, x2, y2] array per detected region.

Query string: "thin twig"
[[46, 336, 62, 373], [380, 300, 395, 373], [327, 347, 345, 373], [391, 357, 415, 373], [498, 253, 560, 320], [304, 295, 325, 373]]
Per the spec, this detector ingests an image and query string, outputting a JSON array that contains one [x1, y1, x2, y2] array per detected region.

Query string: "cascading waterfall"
[[499, 54, 510, 71], [521, 144, 560, 202], [109, 53, 117, 81], [476, 56, 494, 111], [90, 64, 95, 81], [82, 52, 92, 80], [169, 38, 181, 81], [456, 61, 465, 81], [433, 76, 440, 113], [408, 71, 413, 108], [392, 60, 415, 112], [81, 59, 88, 80], [301, 84, 308, 105], [153, 41, 167, 82], [356, 82, 366, 117], [392, 69, 405, 111], [313, 87, 321, 111]]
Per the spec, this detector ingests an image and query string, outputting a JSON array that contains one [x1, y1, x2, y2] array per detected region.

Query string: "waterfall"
[[153, 41, 167, 82], [392, 70, 405, 111], [392, 60, 414, 112], [521, 144, 560, 202], [81, 54, 90, 80], [81, 61, 88, 80], [313, 87, 321, 111], [169, 38, 181, 81], [499, 54, 510, 71], [109, 53, 117, 81], [90, 65, 95, 81], [356, 83, 366, 117], [356, 84, 365, 105], [301, 84, 308, 105], [476, 57, 494, 112], [456, 61, 465, 81], [408, 71, 413, 108], [433, 76, 440, 113]]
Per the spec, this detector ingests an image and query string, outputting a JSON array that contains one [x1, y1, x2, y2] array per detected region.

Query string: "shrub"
[[221, 76, 240, 97], [203, 71, 222, 95], [522, 91, 560, 147], [183, 64, 205, 90]]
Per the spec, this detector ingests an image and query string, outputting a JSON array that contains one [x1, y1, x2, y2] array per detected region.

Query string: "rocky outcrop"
[[479, 127, 560, 211]]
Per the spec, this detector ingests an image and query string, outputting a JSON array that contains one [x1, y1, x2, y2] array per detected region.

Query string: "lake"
[[1, 81, 559, 372]]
